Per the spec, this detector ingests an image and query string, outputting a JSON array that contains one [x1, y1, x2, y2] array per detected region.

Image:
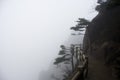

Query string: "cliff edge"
[[84, 6, 120, 80]]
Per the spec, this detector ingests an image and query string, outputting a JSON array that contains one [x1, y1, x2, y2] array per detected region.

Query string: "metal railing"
[[68, 56, 88, 80]]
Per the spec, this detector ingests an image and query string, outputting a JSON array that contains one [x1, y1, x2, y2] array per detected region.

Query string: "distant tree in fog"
[[51, 74, 60, 80], [61, 66, 72, 80], [54, 49, 70, 65], [54, 45, 75, 72]]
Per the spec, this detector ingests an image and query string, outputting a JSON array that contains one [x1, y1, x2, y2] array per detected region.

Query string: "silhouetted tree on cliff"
[[70, 18, 90, 36], [70, 18, 90, 32], [54, 45, 75, 72]]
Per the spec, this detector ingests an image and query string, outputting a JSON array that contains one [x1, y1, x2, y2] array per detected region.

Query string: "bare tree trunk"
[[71, 55, 74, 72]]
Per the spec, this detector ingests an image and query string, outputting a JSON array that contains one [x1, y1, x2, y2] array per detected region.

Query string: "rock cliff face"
[[83, 6, 120, 80]]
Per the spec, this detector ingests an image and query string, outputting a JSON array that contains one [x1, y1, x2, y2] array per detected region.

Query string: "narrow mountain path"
[[87, 53, 116, 80]]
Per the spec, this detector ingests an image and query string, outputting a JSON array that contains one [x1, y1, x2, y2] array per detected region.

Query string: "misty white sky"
[[0, 0, 97, 80]]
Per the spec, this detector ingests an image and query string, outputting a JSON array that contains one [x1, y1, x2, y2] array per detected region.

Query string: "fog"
[[0, 0, 97, 80]]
